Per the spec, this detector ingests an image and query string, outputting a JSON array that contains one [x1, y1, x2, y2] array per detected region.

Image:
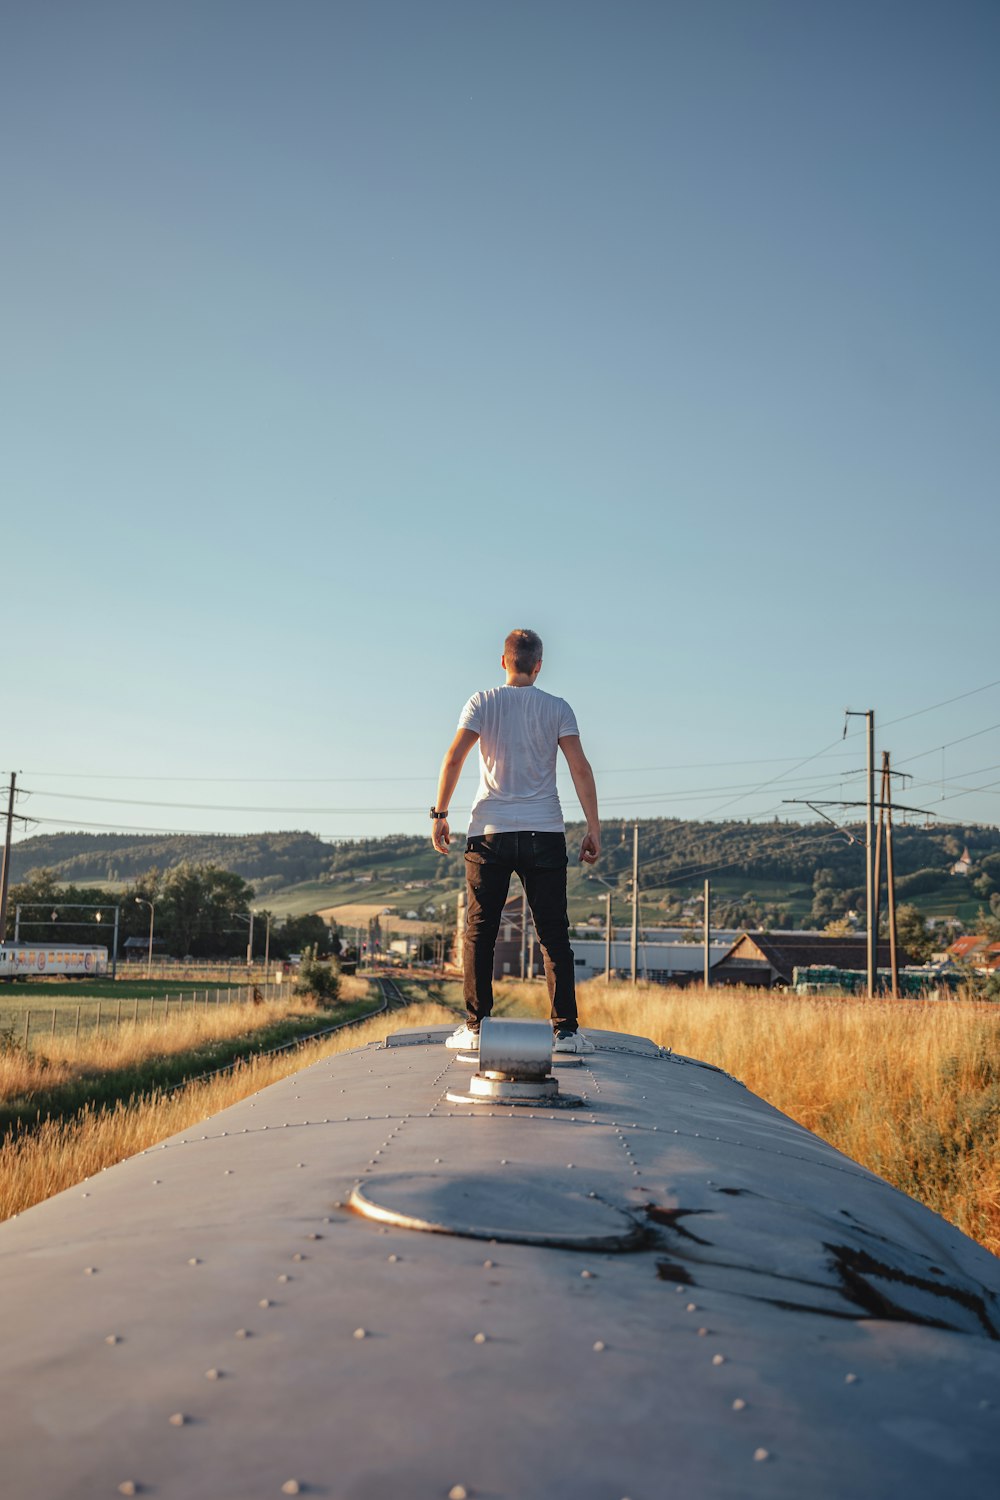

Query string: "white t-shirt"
[[458, 685, 580, 835]]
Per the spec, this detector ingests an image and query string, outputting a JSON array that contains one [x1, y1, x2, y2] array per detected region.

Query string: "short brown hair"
[[504, 628, 543, 674]]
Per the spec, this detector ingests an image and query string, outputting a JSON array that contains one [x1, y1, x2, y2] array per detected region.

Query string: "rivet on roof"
[[188, 1258, 201, 1266], [448, 1487, 469, 1500], [353, 1328, 367, 1340], [169, 1413, 187, 1426], [259, 1299, 273, 1309], [697, 1328, 708, 1337], [845, 1372, 859, 1384], [104, 1334, 121, 1345], [278, 1274, 291, 1283], [117, 1483, 139, 1496], [732, 1398, 747, 1411], [581, 1270, 595, 1280], [81, 1192, 90, 1198], [235, 1329, 251, 1338], [204, 1368, 222, 1380], [753, 1448, 770, 1462], [592, 1340, 606, 1352], [293, 1253, 306, 1262], [712, 1354, 726, 1366], [84, 1266, 98, 1276], [473, 1332, 487, 1344], [686, 1303, 698, 1312], [281, 1482, 303, 1496], [483, 1259, 494, 1269]]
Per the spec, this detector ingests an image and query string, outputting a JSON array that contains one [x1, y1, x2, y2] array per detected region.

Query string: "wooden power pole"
[[0, 773, 16, 946], [630, 822, 639, 985]]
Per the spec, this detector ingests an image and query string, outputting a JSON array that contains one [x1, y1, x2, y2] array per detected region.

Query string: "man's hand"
[[431, 818, 451, 854], [579, 827, 601, 864]]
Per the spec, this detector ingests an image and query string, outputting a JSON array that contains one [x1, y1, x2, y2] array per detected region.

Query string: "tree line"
[[4, 863, 340, 961]]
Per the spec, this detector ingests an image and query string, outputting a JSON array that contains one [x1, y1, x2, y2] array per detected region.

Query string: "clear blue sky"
[[4, 1, 999, 846]]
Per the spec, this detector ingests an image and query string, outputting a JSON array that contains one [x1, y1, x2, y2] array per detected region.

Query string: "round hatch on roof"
[[349, 1170, 644, 1250]]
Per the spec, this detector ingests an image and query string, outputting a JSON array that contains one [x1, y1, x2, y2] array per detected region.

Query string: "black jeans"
[[463, 830, 577, 1032]]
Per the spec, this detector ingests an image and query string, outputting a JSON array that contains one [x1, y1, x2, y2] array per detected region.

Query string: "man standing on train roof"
[[430, 627, 601, 1054]]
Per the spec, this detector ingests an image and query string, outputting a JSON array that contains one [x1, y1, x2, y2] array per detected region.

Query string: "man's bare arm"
[[431, 728, 479, 853], [559, 735, 600, 864]]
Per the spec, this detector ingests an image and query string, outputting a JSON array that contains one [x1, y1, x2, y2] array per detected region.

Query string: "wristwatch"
[[430, 808, 449, 820]]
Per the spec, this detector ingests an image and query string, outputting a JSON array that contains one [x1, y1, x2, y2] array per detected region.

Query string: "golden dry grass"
[[504, 978, 1000, 1255], [0, 1001, 454, 1221], [0, 974, 374, 1105]]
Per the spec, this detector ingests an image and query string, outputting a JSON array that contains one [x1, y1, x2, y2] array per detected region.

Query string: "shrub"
[[294, 945, 341, 1006]]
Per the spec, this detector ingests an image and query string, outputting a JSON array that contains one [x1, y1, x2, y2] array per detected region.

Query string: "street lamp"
[[587, 874, 617, 983], [260, 911, 271, 983], [233, 911, 270, 978], [134, 898, 155, 980]]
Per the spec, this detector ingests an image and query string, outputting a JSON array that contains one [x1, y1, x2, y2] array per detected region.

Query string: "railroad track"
[[167, 976, 402, 1094], [372, 974, 411, 1010]]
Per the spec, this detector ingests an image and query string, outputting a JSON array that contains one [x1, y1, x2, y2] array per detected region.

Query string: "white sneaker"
[[445, 1023, 480, 1050], [553, 1029, 595, 1054]]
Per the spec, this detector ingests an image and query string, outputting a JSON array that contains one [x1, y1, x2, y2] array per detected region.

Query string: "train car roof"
[[1, 1021, 998, 1499]]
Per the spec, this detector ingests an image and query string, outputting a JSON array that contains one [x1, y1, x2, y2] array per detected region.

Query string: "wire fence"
[[115, 960, 287, 983], [1, 981, 288, 1050]]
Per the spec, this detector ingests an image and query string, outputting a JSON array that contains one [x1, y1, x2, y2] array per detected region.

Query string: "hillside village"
[[5, 819, 1000, 992]]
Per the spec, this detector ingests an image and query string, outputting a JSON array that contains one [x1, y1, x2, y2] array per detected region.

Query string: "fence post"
[[75, 1005, 81, 1043], [24, 1011, 31, 1049], [133, 997, 139, 1024], [165, 995, 169, 1019], [96, 1002, 102, 1035], [51, 1007, 57, 1038], [116, 999, 122, 1029]]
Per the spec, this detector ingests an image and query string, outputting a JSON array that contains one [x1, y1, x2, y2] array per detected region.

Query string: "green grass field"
[[0, 978, 264, 1045]]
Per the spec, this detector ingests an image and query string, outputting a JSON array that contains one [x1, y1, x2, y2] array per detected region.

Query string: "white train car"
[[0, 1018, 997, 1499], [0, 942, 109, 981]]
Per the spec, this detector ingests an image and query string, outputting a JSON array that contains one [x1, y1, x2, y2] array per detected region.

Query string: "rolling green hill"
[[9, 818, 1000, 931]]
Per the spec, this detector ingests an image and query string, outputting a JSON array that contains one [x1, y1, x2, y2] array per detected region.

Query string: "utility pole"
[[0, 773, 16, 946], [246, 909, 254, 968], [703, 878, 711, 989], [872, 750, 901, 1001], [865, 710, 875, 1000], [111, 905, 120, 980], [630, 822, 639, 985], [845, 711, 876, 998], [885, 752, 900, 999], [605, 889, 612, 983]]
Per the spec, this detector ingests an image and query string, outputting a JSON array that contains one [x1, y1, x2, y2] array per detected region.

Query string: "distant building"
[[951, 846, 973, 877], [714, 932, 909, 988], [121, 936, 166, 961], [947, 935, 1000, 970]]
